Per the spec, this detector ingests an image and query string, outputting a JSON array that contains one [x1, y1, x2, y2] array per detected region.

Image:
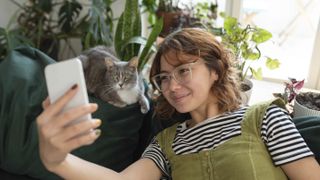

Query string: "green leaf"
[[38, 0, 53, 13], [123, 0, 134, 60], [251, 67, 263, 80], [132, 4, 142, 57], [138, 17, 163, 71], [266, 57, 280, 70], [224, 16, 238, 35], [85, 0, 113, 48], [59, 0, 82, 33], [115, 13, 124, 59], [252, 28, 272, 43]]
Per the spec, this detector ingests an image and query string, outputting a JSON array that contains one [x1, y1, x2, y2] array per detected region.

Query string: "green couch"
[[0, 46, 156, 179]]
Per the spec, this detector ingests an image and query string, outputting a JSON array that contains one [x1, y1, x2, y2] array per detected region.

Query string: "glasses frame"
[[152, 60, 201, 92]]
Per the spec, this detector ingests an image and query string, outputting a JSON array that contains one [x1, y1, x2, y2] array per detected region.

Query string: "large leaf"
[[59, 0, 82, 33], [224, 16, 238, 35], [252, 28, 272, 44], [265, 57, 280, 70], [115, 13, 124, 59], [250, 67, 263, 80], [38, 0, 53, 13], [83, 0, 113, 49], [138, 17, 163, 71], [133, 9, 142, 57]]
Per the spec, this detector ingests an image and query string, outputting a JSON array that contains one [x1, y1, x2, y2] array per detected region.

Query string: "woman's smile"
[[170, 92, 191, 104]]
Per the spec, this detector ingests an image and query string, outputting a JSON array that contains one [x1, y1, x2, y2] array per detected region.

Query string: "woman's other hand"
[[37, 85, 101, 171]]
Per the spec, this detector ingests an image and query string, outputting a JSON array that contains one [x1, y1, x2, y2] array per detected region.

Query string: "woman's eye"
[[178, 68, 190, 75], [160, 75, 170, 82]]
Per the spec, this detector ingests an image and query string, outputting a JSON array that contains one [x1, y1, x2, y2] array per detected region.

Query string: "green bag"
[[0, 46, 153, 179]]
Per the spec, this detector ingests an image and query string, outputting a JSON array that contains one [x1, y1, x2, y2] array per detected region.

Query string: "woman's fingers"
[[39, 84, 78, 123], [65, 129, 101, 152], [42, 97, 51, 109], [53, 119, 101, 142], [40, 103, 98, 137], [55, 103, 98, 128]]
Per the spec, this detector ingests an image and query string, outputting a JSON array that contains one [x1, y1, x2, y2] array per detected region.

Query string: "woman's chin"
[[174, 105, 191, 113]]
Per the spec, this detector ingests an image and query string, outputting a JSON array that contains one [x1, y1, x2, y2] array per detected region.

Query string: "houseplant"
[[142, 0, 200, 37], [219, 15, 280, 82], [273, 78, 320, 117], [210, 14, 281, 104], [0, 0, 114, 60], [115, 0, 163, 72], [273, 78, 304, 116]]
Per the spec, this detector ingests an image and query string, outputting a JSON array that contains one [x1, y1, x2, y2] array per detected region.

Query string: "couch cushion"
[[293, 116, 320, 164]]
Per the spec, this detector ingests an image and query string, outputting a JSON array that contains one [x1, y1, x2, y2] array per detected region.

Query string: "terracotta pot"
[[156, 11, 184, 37]]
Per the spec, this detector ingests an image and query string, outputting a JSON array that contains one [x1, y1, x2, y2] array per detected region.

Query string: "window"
[[228, 0, 320, 89]]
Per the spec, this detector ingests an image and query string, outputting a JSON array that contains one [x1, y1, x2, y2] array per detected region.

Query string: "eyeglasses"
[[152, 61, 200, 92]]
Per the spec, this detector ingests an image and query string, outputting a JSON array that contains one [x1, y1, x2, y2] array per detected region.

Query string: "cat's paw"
[[139, 96, 150, 114], [141, 106, 149, 114]]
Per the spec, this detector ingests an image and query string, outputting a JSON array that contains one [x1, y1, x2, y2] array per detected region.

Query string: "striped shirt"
[[142, 105, 313, 178]]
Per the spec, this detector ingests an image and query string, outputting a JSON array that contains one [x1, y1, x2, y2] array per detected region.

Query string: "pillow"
[[0, 46, 153, 179]]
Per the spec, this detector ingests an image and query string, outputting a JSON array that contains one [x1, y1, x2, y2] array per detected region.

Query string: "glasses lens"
[[174, 65, 192, 84], [153, 74, 170, 91]]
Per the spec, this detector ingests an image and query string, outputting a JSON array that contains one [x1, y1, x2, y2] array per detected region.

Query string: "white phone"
[[45, 58, 92, 124]]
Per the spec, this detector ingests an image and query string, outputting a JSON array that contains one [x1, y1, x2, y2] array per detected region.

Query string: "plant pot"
[[294, 92, 320, 117], [156, 11, 184, 37], [240, 78, 253, 105]]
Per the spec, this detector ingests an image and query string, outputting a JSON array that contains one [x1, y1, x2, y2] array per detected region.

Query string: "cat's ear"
[[128, 57, 139, 68], [105, 57, 114, 68]]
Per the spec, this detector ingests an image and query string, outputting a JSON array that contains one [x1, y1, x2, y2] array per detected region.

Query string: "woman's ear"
[[210, 70, 219, 82]]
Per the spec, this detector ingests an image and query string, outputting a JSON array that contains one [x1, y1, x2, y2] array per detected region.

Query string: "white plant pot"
[[240, 78, 253, 105], [294, 98, 320, 117]]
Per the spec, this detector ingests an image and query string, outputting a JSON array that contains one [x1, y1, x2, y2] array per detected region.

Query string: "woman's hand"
[[37, 85, 101, 171]]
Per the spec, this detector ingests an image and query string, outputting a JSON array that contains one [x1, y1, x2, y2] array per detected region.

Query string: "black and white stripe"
[[261, 105, 313, 165], [142, 105, 313, 178]]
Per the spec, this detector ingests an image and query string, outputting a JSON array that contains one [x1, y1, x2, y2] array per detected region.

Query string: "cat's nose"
[[119, 83, 123, 88]]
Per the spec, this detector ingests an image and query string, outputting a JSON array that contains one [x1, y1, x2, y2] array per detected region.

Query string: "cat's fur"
[[78, 46, 149, 114]]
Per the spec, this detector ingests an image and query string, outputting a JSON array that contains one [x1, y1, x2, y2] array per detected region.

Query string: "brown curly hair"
[[150, 28, 242, 120]]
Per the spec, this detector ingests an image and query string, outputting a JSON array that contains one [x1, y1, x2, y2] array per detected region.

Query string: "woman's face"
[[159, 51, 218, 113]]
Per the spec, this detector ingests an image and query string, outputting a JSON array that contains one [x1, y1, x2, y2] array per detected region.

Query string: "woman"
[[37, 28, 320, 179]]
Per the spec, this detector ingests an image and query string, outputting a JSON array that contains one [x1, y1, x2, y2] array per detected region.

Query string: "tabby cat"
[[78, 46, 149, 114]]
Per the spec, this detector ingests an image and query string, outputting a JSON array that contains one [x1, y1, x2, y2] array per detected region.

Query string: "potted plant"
[[273, 78, 305, 116], [215, 14, 281, 104], [0, 0, 115, 60], [115, 0, 163, 72], [142, 0, 200, 37], [273, 78, 320, 117]]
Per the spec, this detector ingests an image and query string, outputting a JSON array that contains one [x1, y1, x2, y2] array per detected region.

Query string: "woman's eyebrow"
[[159, 70, 169, 73]]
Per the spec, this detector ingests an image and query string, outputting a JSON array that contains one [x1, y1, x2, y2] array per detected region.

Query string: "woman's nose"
[[167, 77, 182, 91]]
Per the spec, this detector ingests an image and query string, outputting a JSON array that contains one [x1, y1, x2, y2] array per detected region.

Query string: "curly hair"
[[150, 28, 242, 120]]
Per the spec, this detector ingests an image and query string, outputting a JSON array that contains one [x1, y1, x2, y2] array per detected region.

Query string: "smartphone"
[[45, 58, 92, 124]]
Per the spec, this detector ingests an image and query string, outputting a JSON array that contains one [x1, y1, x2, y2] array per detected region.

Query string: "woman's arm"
[[37, 85, 162, 180], [52, 155, 162, 180], [281, 156, 320, 180]]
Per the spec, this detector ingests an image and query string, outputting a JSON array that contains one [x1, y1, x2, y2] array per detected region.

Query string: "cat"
[[78, 46, 150, 114]]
